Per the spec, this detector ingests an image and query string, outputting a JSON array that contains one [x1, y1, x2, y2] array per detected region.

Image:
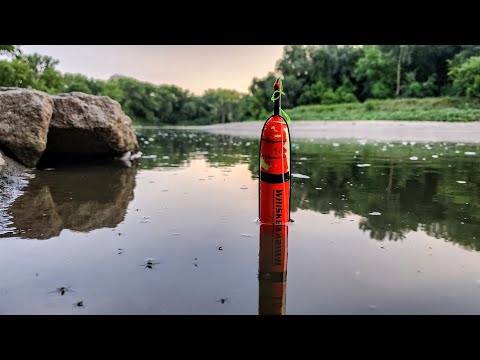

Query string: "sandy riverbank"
[[175, 120, 480, 143]]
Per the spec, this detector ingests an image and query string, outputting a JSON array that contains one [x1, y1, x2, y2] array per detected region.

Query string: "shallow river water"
[[1, 128, 480, 314]]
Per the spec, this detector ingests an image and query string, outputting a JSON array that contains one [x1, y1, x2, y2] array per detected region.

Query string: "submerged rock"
[[0, 88, 54, 167], [47, 92, 139, 156]]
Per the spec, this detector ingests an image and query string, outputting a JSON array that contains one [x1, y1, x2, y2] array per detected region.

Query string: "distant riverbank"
[[154, 120, 480, 143], [282, 97, 480, 122]]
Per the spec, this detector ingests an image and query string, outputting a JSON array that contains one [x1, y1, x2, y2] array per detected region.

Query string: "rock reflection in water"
[[5, 163, 136, 239]]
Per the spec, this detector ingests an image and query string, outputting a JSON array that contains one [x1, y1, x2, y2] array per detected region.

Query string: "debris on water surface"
[[409, 156, 418, 161], [241, 233, 253, 237], [50, 286, 74, 296], [162, 155, 170, 159], [369, 212, 382, 216], [356, 164, 371, 168], [217, 246, 223, 251], [217, 298, 230, 304], [432, 155, 439, 158], [142, 155, 157, 159], [74, 301, 84, 308], [140, 259, 161, 269], [315, 187, 322, 190], [456, 181, 467, 184], [465, 152, 476, 156], [291, 173, 310, 179], [130, 152, 143, 160], [240, 185, 248, 190]]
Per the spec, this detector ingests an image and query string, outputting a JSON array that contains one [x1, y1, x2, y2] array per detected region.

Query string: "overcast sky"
[[21, 45, 285, 95]]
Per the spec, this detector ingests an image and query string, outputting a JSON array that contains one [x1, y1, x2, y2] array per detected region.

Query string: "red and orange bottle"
[[258, 79, 291, 225]]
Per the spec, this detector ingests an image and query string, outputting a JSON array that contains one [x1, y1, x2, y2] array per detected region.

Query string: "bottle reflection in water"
[[258, 223, 288, 315]]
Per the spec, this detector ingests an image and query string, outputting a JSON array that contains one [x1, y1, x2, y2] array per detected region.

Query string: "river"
[[1, 127, 480, 314]]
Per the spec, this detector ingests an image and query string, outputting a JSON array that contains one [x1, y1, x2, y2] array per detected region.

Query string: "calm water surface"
[[1, 128, 480, 314]]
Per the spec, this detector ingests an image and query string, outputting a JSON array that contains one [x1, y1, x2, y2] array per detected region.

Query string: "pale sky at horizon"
[[21, 45, 285, 95]]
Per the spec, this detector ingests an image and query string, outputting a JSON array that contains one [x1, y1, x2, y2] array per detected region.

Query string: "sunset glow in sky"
[[22, 45, 285, 95]]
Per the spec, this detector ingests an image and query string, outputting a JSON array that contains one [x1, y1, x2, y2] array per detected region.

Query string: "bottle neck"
[[274, 96, 280, 116]]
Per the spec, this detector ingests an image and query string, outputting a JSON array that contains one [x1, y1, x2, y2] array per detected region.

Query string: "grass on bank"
[[281, 97, 480, 122]]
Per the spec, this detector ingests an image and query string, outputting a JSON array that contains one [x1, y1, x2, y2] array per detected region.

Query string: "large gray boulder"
[[47, 92, 139, 156], [0, 88, 54, 167]]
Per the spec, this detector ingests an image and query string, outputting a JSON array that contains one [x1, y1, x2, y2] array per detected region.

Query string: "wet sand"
[[180, 121, 480, 143]]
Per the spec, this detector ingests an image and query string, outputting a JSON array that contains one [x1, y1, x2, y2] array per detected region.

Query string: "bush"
[[449, 56, 480, 99], [403, 72, 437, 98]]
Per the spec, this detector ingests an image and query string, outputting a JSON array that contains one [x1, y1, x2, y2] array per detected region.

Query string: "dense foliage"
[[1, 45, 480, 124]]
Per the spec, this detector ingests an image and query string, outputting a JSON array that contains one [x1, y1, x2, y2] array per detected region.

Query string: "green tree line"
[[1, 45, 480, 124]]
